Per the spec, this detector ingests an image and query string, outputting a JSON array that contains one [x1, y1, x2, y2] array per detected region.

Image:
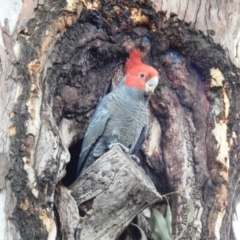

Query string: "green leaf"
[[131, 223, 148, 240], [187, 199, 194, 224], [165, 202, 172, 237], [146, 216, 160, 240], [147, 208, 172, 240]]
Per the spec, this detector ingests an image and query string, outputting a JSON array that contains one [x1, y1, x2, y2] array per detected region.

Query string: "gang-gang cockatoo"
[[76, 49, 159, 177]]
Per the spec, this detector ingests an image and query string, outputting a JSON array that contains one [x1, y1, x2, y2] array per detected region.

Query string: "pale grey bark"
[[0, 0, 240, 240], [55, 146, 161, 240]]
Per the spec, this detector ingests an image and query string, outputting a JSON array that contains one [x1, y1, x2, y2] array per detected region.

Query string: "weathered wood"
[[0, 0, 240, 239], [0, 0, 83, 239], [54, 185, 79, 240], [68, 146, 162, 240], [149, 0, 240, 68]]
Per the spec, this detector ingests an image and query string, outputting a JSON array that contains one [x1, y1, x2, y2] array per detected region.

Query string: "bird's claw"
[[129, 154, 141, 165], [108, 143, 140, 165], [108, 143, 130, 153]]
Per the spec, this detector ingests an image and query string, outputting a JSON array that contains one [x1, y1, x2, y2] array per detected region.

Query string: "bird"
[[76, 49, 159, 177]]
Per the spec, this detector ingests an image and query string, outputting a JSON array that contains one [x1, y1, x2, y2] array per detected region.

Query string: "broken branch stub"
[[70, 146, 162, 240]]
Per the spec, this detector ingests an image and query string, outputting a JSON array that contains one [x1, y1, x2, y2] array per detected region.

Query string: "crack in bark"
[[194, 0, 202, 28]]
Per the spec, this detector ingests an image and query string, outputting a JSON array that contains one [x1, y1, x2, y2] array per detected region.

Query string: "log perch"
[[65, 146, 162, 240]]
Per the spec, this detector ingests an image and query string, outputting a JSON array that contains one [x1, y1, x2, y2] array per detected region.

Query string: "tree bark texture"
[[65, 146, 161, 240], [0, 0, 240, 240]]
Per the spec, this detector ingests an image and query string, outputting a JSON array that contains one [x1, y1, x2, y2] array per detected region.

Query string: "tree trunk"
[[0, 0, 240, 240]]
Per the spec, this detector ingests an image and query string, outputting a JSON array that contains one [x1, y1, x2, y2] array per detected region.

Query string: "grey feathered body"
[[77, 78, 149, 176]]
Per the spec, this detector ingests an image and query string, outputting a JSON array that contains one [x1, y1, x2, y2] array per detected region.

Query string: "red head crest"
[[124, 49, 159, 92], [125, 49, 142, 73]]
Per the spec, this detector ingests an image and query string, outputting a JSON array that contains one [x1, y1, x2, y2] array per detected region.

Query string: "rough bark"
[[55, 146, 161, 240], [0, 0, 240, 240]]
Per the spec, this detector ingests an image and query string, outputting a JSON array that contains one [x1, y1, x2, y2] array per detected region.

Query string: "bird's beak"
[[145, 76, 159, 95]]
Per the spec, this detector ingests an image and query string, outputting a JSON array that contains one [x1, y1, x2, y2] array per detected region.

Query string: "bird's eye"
[[140, 73, 145, 78]]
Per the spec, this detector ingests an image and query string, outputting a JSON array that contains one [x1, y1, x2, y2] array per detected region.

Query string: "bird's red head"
[[124, 49, 159, 95]]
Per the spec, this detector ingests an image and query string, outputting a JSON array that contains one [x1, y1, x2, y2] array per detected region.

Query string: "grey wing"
[[76, 95, 110, 177], [132, 125, 148, 154]]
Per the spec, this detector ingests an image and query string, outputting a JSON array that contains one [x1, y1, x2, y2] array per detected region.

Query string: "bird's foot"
[[108, 143, 140, 164], [108, 142, 130, 153], [129, 154, 141, 165]]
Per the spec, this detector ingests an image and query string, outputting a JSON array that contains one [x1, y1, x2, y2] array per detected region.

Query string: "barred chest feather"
[[103, 85, 148, 152]]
